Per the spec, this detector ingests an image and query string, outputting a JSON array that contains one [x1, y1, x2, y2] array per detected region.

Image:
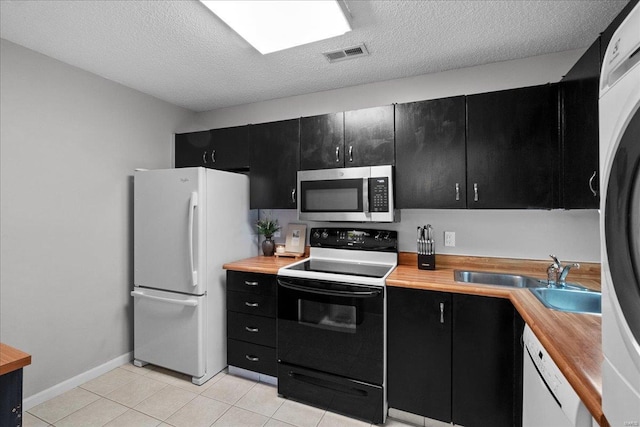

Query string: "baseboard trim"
[[23, 352, 133, 410]]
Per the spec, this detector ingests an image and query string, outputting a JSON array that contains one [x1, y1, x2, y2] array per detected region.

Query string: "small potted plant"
[[256, 217, 281, 256]]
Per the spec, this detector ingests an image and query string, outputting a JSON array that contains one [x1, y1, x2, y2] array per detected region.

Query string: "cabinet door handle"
[[348, 145, 354, 163], [455, 183, 460, 201], [291, 188, 296, 204], [589, 171, 597, 197], [440, 302, 445, 324], [211, 149, 216, 163], [245, 326, 259, 333], [202, 150, 208, 164], [245, 355, 260, 362], [473, 183, 479, 202], [244, 281, 259, 287], [245, 302, 259, 307], [336, 146, 340, 163]]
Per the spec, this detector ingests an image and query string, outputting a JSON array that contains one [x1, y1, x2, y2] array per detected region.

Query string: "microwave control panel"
[[369, 177, 389, 212]]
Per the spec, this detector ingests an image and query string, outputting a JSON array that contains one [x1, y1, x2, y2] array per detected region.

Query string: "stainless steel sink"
[[454, 270, 545, 288], [530, 287, 601, 315]]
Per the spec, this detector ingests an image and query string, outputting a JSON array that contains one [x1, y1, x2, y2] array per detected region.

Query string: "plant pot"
[[262, 237, 275, 256]]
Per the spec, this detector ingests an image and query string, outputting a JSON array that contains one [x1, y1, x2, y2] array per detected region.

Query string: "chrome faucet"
[[547, 255, 561, 288], [558, 262, 580, 287], [547, 255, 580, 288]]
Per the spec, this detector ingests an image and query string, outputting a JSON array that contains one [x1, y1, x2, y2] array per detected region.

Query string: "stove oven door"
[[276, 277, 385, 423], [277, 277, 384, 384]]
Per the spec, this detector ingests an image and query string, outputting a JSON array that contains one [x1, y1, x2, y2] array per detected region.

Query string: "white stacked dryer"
[[599, 3, 640, 426]]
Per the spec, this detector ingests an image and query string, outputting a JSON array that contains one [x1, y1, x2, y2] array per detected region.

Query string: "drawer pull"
[[245, 281, 259, 286], [245, 302, 259, 307], [245, 326, 259, 333], [246, 355, 260, 362]]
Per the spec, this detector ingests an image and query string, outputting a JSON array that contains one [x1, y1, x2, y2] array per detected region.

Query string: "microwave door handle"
[[363, 178, 369, 214], [278, 279, 382, 298]]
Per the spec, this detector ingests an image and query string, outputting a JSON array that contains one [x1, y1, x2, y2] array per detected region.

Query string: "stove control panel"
[[310, 227, 398, 252]]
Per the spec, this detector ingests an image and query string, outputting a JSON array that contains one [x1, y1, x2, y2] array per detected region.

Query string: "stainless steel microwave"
[[297, 165, 395, 222]]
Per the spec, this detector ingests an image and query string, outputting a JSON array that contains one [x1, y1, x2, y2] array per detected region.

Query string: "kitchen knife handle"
[[473, 183, 479, 202], [440, 302, 445, 324], [455, 183, 460, 201], [336, 146, 340, 163]]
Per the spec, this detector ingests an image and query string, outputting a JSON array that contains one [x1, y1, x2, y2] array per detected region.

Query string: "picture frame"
[[284, 223, 307, 255]]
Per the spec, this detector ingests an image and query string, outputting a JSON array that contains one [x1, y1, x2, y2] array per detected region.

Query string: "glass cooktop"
[[286, 259, 393, 278]]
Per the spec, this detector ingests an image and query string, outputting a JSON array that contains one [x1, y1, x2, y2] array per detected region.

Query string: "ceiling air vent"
[[323, 43, 369, 63]]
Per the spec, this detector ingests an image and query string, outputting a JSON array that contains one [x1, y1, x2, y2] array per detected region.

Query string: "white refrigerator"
[[132, 167, 256, 385]]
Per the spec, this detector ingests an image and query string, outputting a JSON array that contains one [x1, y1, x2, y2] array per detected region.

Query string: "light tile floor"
[[24, 363, 416, 427]]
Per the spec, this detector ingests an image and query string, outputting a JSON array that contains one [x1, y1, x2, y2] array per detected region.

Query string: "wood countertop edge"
[[224, 255, 606, 425], [0, 343, 32, 376]]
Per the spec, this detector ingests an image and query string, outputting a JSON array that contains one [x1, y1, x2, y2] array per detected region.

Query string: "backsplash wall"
[[259, 209, 600, 263]]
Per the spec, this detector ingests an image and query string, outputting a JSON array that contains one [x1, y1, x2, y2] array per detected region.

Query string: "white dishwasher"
[[522, 325, 592, 427]]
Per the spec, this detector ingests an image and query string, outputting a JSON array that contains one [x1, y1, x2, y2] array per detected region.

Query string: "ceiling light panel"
[[201, 0, 351, 54]]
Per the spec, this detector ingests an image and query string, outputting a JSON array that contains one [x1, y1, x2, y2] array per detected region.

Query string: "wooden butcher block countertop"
[[0, 343, 31, 376], [223, 255, 300, 275], [224, 253, 606, 426]]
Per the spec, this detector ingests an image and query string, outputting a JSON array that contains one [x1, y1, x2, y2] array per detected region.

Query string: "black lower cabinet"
[[227, 339, 277, 377], [226, 271, 277, 376], [0, 369, 23, 427], [452, 294, 524, 427], [387, 288, 524, 427], [387, 287, 452, 423]]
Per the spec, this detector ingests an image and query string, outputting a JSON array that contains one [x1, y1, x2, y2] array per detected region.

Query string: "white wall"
[[0, 39, 193, 398], [188, 48, 600, 262]]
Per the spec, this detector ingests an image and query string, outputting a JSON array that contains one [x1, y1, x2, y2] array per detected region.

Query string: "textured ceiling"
[[0, 0, 630, 112]]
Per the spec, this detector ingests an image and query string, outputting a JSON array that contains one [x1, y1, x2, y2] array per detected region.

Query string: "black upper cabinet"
[[209, 126, 249, 171], [175, 127, 249, 171], [452, 294, 524, 427], [249, 119, 300, 209], [395, 97, 467, 208], [344, 106, 395, 167], [561, 38, 600, 209], [387, 287, 452, 423], [466, 84, 559, 209], [300, 113, 345, 170], [175, 130, 212, 168]]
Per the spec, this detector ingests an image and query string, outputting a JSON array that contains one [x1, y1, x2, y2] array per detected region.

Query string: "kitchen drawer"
[[227, 271, 276, 296], [227, 290, 276, 318], [227, 339, 277, 377], [227, 311, 276, 347]]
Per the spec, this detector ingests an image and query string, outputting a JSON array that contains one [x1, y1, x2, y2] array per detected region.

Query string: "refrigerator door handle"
[[131, 290, 199, 307], [188, 191, 199, 287]]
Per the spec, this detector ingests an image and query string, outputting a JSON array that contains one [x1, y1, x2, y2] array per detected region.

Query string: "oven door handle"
[[277, 279, 382, 298]]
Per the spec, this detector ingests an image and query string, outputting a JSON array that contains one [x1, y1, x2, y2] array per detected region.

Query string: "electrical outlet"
[[273, 231, 281, 238], [444, 231, 455, 247]]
